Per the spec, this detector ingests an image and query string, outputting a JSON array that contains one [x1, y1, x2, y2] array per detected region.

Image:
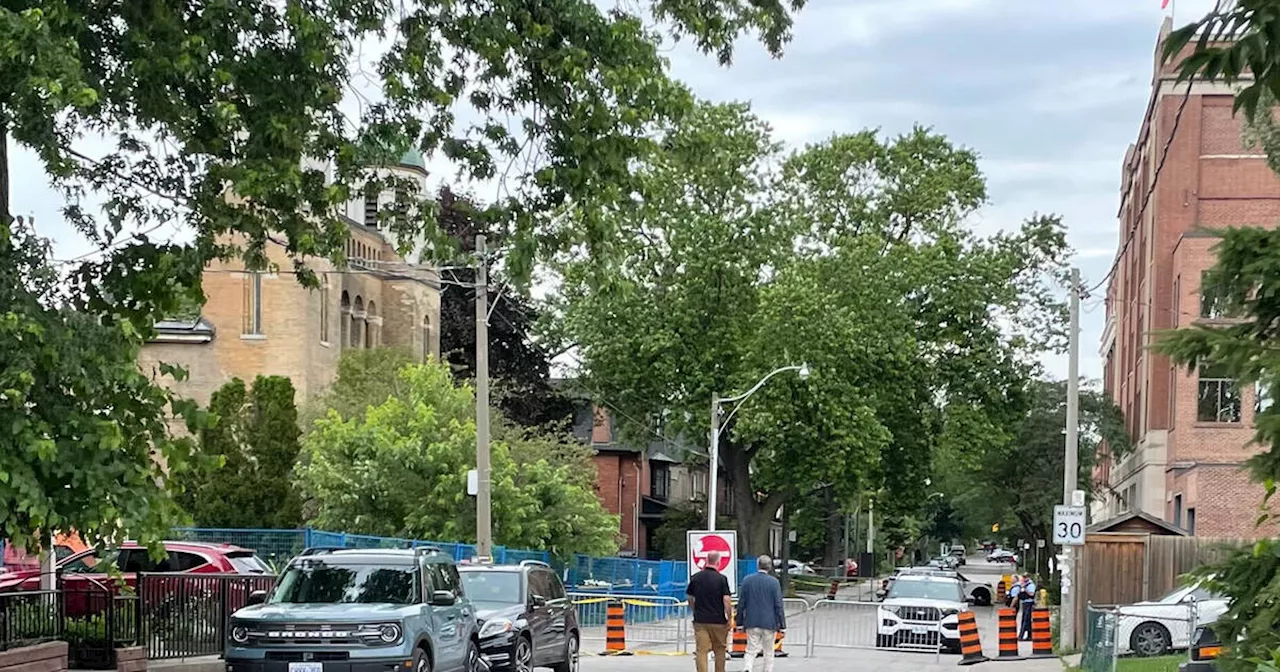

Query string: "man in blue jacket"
[[735, 555, 786, 672]]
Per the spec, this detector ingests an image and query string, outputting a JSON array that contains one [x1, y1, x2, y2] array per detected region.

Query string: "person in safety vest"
[[1018, 575, 1037, 640], [1006, 574, 1023, 609]]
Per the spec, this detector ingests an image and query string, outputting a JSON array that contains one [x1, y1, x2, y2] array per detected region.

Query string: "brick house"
[[1095, 18, 1280, 538], [138, 150, 442, 408], [559, 393, 706, 559]]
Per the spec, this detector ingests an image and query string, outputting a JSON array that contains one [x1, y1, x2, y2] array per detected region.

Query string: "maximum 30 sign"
[[1052, 505, 1086, 546]]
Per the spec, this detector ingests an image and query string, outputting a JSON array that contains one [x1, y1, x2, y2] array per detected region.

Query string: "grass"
[[1069, 655, 1186, 672]]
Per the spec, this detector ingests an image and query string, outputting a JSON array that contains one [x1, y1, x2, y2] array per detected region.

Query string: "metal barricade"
[[569, 593, 687, 654], [1081, 604, 1119, 672], [805, 599, 948, 661]]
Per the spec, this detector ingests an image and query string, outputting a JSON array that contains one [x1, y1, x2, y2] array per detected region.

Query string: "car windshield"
[[1156, 584, 1215, 604], [460, 571, 522, 606], [61, 550, 120, 574], [229, 555, 271, 574], [888, 579, 963, 602], [270, 562, 418, 605]]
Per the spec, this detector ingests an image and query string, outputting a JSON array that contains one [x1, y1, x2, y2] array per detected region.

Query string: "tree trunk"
[[723, 441, 782, 556], [822, 490, 843, 568]]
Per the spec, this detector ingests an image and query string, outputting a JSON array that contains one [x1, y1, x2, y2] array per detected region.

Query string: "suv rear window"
[[228, 554, 271, 574]]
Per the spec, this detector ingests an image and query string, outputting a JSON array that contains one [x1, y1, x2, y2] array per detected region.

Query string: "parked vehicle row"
[[225, 548, 577, 672]]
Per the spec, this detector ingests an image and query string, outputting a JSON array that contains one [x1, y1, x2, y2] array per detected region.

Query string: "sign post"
[[688, 530, 740, 593]]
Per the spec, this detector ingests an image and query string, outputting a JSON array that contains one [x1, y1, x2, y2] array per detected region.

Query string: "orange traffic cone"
[[730, 627, 748, 658], [957, 610, 989, 666], [1029, 608, 1054, 658], [773, 630, 788, 658], [601, 601, 632, 656]]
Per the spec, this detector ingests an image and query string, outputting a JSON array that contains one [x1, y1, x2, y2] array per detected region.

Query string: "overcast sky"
[[11, 0, 1226, 383]]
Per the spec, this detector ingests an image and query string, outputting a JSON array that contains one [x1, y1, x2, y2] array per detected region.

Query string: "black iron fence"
[[0, 574, 276, 668]]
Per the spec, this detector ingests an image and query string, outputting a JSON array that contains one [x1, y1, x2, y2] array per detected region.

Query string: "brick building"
[[138, 150, 442, 407], [1095, 18, 1280, 537]]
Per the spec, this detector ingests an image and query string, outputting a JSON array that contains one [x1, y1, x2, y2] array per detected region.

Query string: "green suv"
[[225, 547, 483, 672]]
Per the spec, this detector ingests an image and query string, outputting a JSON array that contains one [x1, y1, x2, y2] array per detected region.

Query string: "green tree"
[[552, 102, 1070, 554], [302, 347, 419, 428], [297, 362, 618, 558], [174, 375, 304, 529], [0, 218, 203, 553]]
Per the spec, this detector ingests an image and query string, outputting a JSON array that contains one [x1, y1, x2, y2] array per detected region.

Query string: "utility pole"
[[1061, 266, 1081, 650], [707, 394, 720, 531], [866, 498, 875, 555], [475, 234, 492, 558]]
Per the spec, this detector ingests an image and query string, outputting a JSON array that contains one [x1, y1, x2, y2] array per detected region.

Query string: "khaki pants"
[[693, 623, 730, 672], [742, 628, 776, 672]]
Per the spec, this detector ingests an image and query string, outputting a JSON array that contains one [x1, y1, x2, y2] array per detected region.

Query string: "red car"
[[0, 540, 271, 593]]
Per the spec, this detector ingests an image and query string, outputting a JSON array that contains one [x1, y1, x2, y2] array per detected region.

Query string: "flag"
[[1162, 0, 1171, 8]]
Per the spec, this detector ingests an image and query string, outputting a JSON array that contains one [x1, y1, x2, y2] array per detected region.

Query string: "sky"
[[10, 0, 1228, 383]]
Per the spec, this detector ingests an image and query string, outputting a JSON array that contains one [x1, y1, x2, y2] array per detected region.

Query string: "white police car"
[[876, 574, 969, 651]]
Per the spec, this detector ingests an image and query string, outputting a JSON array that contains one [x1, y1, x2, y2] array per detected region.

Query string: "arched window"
[[339, 291, 351, 347], [422, 314, 432, 361], [352, 295, 365, 348], [320, 275, 331, 343]]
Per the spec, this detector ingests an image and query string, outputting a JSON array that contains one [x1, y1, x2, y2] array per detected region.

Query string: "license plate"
[[910, 626, 928, 635], [289, 663, 323, 672]]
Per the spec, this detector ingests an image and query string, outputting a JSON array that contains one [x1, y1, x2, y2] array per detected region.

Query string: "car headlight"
[[230, 625, 250, 644], [377, 624, 402, 643], [478, 619, 513, 639], [940, 608, 959, 617]]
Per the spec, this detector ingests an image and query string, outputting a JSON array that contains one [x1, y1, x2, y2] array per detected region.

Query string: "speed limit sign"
[[1053, 505, 1087, 546]]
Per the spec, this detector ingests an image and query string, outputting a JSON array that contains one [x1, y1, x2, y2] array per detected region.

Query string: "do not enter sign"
[[687, 530, 739, 593]]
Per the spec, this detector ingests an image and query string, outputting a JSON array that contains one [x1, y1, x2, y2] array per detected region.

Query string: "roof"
[[289, 548, 449, 565], [151, 316, 216, 343], [399, 148, 426, 171], [1087, 511, 1188, 536]]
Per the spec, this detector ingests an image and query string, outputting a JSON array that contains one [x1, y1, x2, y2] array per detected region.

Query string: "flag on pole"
[[1162, 0, 1171, 8]]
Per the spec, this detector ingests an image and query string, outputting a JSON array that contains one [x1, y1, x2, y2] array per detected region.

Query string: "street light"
[[707, 363, 810, 531]]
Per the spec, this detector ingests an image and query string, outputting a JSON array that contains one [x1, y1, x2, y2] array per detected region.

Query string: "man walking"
[[736, 556, 786, 672], [687, 551, 733, 672]]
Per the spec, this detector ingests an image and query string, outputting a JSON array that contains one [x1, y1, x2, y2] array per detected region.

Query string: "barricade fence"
[[1081, 605, 1119, 672]]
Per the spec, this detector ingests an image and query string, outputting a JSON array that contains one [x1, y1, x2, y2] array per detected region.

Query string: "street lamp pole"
[[707, 364, 809, 531]]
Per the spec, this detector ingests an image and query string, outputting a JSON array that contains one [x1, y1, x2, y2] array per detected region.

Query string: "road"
[[576, 555, 1060, 670]]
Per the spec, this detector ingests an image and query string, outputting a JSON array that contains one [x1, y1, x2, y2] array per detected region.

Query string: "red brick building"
[[1096, 18, 1280, 538]]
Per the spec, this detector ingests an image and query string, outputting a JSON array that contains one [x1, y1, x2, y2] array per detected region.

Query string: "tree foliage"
[[0, 218, 203, 552], [174, 375, 304, 529], [551, 101, 1070, 554], [297, 361, 618, 558]]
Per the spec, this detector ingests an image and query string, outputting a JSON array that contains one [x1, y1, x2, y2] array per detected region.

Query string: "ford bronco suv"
[[225, 547, 484, 672]]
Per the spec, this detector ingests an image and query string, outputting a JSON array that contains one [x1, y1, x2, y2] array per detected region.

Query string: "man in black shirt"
[[686, 552, 733, 672]]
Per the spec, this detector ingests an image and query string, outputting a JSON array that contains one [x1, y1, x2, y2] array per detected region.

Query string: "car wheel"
[[972, 588, 991, 607], [1130, 622, 1172, 657], [413, 648, 432, 672], [513, 635, 534, 672], [551, 633, 579, 672], [464, 639, 482, 672]]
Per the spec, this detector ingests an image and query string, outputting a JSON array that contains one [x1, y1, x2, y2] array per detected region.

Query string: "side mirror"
[[431, 590, 457, 607], [247, 590, 268, 606]]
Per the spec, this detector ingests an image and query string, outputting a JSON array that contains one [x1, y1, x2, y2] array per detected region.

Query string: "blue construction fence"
[[170, 528, 757, 600]]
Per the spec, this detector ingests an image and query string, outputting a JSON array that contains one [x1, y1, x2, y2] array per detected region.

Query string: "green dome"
[[398, 148, 426, 170]]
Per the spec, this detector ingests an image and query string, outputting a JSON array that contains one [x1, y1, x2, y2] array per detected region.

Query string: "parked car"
[[1, 533, 88, 571], [225, 547, 485, 672], [986, 549, 1018, 564], [876, 574, 968, 652], [878, 567, 992, 606], [1117, 583, 1228, 657], [947, 546, 966, 566], [785, 560, 817, 576], [0, 540, 270, 592], [1180, 625, 1222, 671], [458, 560, 578, 672]]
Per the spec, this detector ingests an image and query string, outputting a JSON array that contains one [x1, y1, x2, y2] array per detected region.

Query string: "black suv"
[[457, 560, 578, 672]]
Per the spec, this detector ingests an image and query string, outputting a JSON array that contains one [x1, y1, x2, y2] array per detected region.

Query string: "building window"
[[351, 296, 365, 348], [1173, 494, 1183, 528], [366, 300, 378, 348], [320, 276, 330, 343], [242, 272, 263, 335], [1198, 363, 1242, 423], [1200, 271, 1231, 319], [691, 470, 706, 501], [423, 315, 432, 361], [1258, 380, 1273, 417], [364, 185, 379, 228], [1186, 508, 1197, 535], [650, 463, 670, 502], [340, 291, 351, 347]]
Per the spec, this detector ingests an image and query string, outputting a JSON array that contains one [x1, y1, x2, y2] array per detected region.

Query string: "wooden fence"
[[1076, 532, 1247, 637]]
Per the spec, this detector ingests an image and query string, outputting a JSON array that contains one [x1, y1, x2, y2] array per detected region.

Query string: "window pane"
[[1198, 381, 1220, 422], [1219, 382, 1242, 422], [1199, 362, 1232, 379]]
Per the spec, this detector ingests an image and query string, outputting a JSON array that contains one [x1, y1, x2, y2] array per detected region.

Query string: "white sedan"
[[1117, 584, 1228, 657]]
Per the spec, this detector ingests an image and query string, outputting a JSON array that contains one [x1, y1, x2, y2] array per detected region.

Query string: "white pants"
[[742, 627, 775, 671]]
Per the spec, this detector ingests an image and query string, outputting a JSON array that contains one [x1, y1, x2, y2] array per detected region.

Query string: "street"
[[576, 556, 1061, 670]]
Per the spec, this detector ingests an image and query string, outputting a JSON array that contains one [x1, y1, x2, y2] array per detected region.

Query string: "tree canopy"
[[296, 358, 618, 558], [550, 101, 1070, 554], [173, 375, 304, 529], [0, 218, 203, 552]]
